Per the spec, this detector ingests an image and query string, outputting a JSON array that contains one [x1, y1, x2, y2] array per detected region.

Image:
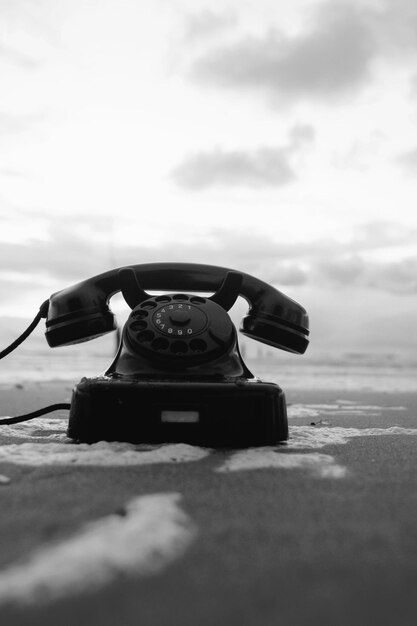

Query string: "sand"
[[0, 380, 416, 626]]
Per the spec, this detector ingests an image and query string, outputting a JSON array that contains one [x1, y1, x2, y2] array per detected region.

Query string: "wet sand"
[[0, 381, 416, 626]]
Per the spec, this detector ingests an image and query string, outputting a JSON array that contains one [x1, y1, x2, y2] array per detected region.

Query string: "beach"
[[0, 371, 416, 626], [3, 0, 417, 622]]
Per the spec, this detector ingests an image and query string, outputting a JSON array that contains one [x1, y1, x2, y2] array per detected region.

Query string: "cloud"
[[185, 1, 417, 105], [288, 123, 315, 145], [0, 224, 310, 305], [0, 275, 44, 300], [183, 10, 238, 41], [317, 256, 366, 286], [367, 257, 417, 293], [372, 0, 417, 58], [189, 3, 376, 103], [0, 41, 41, 69], [0, 112, 44, 136], [350, 220, 417, 249], [0, 218, 416, 301], [0, 168, 26, 178], [396, 147, 417, 171], [172, 146, 296, 189], [0, 0, 55, 69], [268, 265, 308, 287], [0, 238, 105, 285], [310, 221, 417, 292], [0, 213, 118, 290], [172, 124, 314, 189]]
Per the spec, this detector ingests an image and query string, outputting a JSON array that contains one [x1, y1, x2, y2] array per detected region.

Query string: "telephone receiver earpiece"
[[45, 263, 309, 354]]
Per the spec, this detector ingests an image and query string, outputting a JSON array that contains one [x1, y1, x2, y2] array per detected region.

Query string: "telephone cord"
[[0, 301, 70, 425], [0, 300, 49, 360], [0, 403, 71, 425]]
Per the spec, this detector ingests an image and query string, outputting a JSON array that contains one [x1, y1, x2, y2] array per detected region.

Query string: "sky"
[[1, 0, 417, 357]]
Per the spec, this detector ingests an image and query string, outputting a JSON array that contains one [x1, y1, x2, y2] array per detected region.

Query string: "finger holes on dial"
[[131, 309, 148, 319], [152, 338, 169, 351], [170, 341, 188, 354], [155, 296, 171, 303], [190, 296, 205, 304], [137, 330, 154, 342], [190, 339, 207, 353], [130, 321, 147, 332], [140, 301, 157, 310]]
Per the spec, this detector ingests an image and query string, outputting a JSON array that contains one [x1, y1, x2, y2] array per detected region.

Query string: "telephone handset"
[[45, 262, 309, 353], [45, 263, 309, 446]]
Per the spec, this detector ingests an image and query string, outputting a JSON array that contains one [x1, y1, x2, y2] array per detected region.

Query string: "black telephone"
[[44, 263, 309, 446]]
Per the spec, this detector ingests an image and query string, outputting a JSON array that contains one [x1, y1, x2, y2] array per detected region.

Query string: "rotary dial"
[[152, 302, 207, 337], [125, 293, 235, 363]]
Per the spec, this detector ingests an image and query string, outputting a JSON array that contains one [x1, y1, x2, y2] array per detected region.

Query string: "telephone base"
[[68, 376, 288, 447]]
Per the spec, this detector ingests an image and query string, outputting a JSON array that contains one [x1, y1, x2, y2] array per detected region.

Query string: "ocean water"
[[1, 345, 416, 392], [253, 356, 417, 392]]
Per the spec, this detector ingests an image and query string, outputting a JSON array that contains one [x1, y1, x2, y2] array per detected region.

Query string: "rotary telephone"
[[2, 263, 310, 446]]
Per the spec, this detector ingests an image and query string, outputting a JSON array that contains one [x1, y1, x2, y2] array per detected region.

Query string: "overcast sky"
[[1, 0, 417, 354]]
